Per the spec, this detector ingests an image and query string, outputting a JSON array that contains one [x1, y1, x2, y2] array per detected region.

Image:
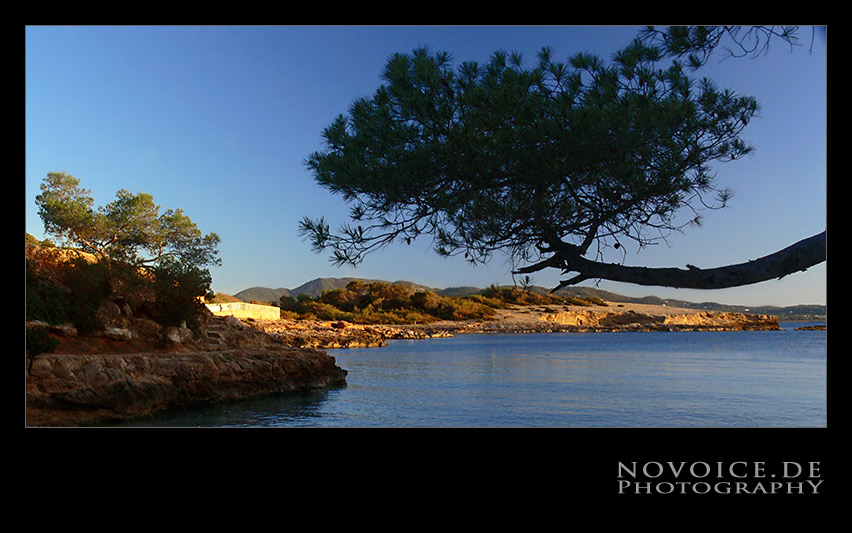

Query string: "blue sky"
[[25, 26, 827, 307]]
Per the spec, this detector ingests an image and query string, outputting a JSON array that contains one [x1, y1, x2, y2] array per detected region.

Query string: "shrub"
[[26, 254, 114, 333], [318, 288, 361, 311], [441, 297, 496, 321], [282, 282, 499, 324], [62, 258, 113, 334], [26, 326, 59, 356], [411, 290, 443, 310], [207, 292, 242, 304], [563, 296, 607, 307], [481, 284, 563, 306], [298, 301, 355, 322], [464, 293, 510, 309], [26, 240, 219, 335], [149, 259, 212, 330], [365, 282, 413, 302], [26, 258, 70, 324], [279, 295, 299, 311]]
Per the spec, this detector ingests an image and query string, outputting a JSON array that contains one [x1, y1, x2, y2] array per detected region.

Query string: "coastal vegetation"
[[26, 235, 215, 355], [27, 172, 223, 358], [27, 172, 222, 355], [35, 172, 220, 269], [273, 279, 605, 325]]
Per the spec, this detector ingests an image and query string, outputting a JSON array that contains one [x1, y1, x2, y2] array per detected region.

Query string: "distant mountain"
[[290, 277, 363, 298], [436, 286, 483, 297], [233, 278, 825, 319], [233, 286, 292, 303], [234, 277, 432, 303]]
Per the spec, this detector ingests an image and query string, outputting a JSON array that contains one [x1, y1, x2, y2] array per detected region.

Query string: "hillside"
[[235, 277, 432, 302], [24, 240, 348, 426], [234, 286, 292, 303], [234, 278, 826, 320]]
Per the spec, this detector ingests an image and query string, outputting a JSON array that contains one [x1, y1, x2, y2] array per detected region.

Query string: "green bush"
[[149, 259, 212, 331], [464, 293, 510, 309], [411, 290, 443, 310], [63, 259, 113, 334], [27, 241, 221, 336], [281, 282, 502, 325], [481, 284, 564, 306], [26, 259, 70, 324], [561, 296, 607, 307], [279, 295, 299, 312], [317, 288, 361, 311], [25, 257, 113, 334], [26, 326, 59, 356], [298, 301, 356, 322]]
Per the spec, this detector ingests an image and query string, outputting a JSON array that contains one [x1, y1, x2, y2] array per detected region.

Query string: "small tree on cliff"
[[36, 172, 221, 270], [299, 26, 825, 292], [34, 172, 220, 328]]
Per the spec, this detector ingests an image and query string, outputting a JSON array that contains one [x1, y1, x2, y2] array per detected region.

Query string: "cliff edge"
[[26, 314, 347, 426], [25, 242, 347, 426]]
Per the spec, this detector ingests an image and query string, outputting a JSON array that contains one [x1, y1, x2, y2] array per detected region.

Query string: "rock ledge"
[[26, 315, 347, 427]]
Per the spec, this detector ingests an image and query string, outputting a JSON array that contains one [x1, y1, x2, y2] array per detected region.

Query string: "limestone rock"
[[101, 326, 135, 341], [540, 309, 780, 332], [26, 347, 348, 426], [26, 313, 349, 426], [27, 321, 78, 337], [223, 315, 248, 329], [165, 325, 193, 344], [97, 299, 122, 323]]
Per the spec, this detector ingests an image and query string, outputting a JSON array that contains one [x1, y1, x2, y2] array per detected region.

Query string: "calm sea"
[[109, 322, 826, 428]]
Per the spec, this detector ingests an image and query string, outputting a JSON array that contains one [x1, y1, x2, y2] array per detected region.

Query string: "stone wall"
[[205, 302, 280, 321]]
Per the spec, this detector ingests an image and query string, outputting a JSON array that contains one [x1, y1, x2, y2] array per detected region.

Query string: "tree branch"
[[549, 230, 826, 290]]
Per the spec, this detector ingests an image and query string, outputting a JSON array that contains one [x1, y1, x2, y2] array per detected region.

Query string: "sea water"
[[109, 322, 826, 428]]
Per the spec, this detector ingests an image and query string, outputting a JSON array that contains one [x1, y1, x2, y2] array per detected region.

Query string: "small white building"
[[205, 301, 280, 320]]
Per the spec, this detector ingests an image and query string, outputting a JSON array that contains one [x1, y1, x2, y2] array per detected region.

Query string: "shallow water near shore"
[[109, 322, 826, 428]]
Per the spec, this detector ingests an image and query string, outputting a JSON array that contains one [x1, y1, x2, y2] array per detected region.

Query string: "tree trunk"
[[551, 230, 826, 290]]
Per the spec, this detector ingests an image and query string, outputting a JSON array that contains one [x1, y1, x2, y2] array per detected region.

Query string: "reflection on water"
[[114, 385, 347, 427], [108, 323, 826, 428]]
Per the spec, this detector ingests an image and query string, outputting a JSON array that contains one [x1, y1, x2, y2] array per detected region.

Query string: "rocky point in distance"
[[233, 277, 826, 322], [217, 276, 824, 351]]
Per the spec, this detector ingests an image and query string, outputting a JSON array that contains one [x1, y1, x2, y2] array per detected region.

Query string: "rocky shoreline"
[[25, 302, 786, 427], [252, 303, 783, 349], [25, 347, 347, 427], [25, 314, 348, 427]]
